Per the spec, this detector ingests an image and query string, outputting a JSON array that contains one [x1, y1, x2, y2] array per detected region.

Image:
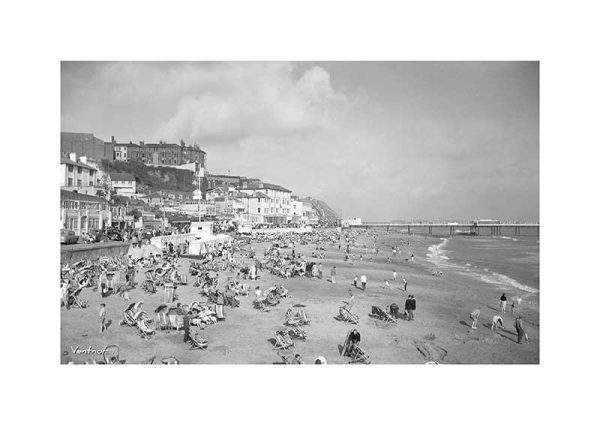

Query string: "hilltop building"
[[109, 173, 137, 197], [61, 132, 115, 161]]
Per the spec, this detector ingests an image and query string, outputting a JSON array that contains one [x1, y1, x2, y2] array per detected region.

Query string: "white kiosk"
[[188, 221, 233, 256]]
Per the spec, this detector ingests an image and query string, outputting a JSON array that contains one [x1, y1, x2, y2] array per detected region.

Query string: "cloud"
[[154, 63, 350, 144]]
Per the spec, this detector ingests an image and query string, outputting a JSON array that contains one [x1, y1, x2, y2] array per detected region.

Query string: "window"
[[68, 177, 73, 186], [258, 208, 261, 213], [68, 165, 73, 172]]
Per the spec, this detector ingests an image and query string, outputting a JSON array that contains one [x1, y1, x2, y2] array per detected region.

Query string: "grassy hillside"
[[100, 160, 198, 192]]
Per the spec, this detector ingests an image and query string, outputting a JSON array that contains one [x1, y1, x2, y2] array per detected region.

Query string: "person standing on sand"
[[254, 286, 261, 298], [470, 308, 481, 329], [360, 275, 367, 291], [515, 316, 528, 343], [330, 266, 337, 284], [99, 303, 107, 333], [500, 293, 507, 313], [183, 312, 191, 343], [318, 263, 323, 279], [405, 295, 416, 321], [353, 275, 358, 287], [392, 270, 397, 281], [403, 277, 408, 291]]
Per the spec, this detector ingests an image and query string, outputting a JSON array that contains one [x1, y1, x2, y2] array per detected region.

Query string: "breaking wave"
[[426, 239, 538, 294]]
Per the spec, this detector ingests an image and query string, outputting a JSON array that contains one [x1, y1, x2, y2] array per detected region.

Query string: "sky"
[[61, 61, 539, 222]]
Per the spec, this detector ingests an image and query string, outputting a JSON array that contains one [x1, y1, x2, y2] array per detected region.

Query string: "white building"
[[109, 173, 137, 197], [341, 217, 362, 227], [114, 144, 129, 161], [237, 182, 292, 225], [290, 198, 306, 224], [60, 153, 99, 196]]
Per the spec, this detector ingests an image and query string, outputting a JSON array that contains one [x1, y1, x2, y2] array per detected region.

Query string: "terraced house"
[[60, 190, 110, 235]]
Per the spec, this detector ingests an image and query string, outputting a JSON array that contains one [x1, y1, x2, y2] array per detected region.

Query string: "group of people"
[[469, 293, 529, 344]]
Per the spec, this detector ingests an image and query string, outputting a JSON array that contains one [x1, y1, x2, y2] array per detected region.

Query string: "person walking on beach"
[[353, 275, 358, 287], [500, 293, 507, 313], [318, 263, 323, 280], [470, 308, 481, 329], [515, 316, 528, 343], [405, 295, 416, 321], [330, 266, 337, 284], [392, 270, 397, 281], [491, 314, 505, 330], [182, 312, 191, 343], [99, 303, 107, 333], [403, 277, 408, 291], [360, 275, 367, 291]]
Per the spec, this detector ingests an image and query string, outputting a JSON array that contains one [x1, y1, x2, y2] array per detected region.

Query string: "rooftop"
[[238, 182, 291, 193], [61, 189, 107, 203], [61, 158, 97, 171]]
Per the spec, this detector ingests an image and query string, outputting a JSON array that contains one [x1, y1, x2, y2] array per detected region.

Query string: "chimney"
[[111, 136, 116, 144], [180, 139, 185, 147], [69, 152, 77, 162], [80, 156, 88, 164]]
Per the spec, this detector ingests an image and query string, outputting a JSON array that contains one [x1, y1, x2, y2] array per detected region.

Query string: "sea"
[[426, 235, 539, 295]]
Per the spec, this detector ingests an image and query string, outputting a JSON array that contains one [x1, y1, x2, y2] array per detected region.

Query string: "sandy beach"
[[61, 230, 539, 364]]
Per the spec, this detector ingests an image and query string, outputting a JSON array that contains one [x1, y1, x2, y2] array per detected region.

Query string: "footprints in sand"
[[391, 336, 449, 363], [413, 339, 448, 363]]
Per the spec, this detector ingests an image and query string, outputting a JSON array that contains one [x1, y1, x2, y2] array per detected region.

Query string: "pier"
[[348, 222, 539, 236]]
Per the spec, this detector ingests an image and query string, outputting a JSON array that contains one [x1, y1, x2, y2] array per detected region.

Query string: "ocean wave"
[[426, 238, 449, 266], [477, 271, 538, 294], [500, 236, 520, 242], [426, 239, 539, 294]]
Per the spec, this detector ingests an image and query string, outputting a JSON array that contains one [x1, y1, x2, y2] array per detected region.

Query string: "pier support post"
[[429, 226, 432, 235], [407, 225, 411, 235]]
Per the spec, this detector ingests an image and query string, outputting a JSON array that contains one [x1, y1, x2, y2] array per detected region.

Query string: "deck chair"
[[341, 330, 371, 364], [68, 288, 88, 308], [137, 318, 155, 340], [103, 345, 122, 364], [253, 298, 271, 312], [189, 331, 208, 350], [287, 324, 307, 340], [276, 349, 295, 364], [370, 305, 397, 323], [143, 270, 158, 294], [120, 310, 137, 328], [154, 304, 170, 331], [336, 306, 359, 324], [298, 309, 311, 325], [168, 314, 184, 332], [273, 329, 294, 350], [388, 303, 402, 319], [285, 308, 302, 326]]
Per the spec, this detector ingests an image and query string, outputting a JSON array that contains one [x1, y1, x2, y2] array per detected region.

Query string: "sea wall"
[[60, 242, 131, 264]]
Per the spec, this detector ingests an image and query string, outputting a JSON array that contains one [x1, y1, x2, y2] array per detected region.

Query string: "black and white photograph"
[[59, 61, 539, 365], [4, 1, 599, 424]]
